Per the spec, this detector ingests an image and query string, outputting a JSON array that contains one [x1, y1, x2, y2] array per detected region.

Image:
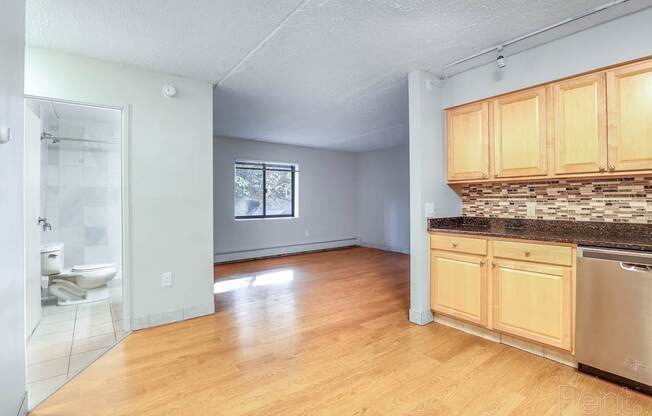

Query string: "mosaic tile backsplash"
[[461, 177, 652, 224]]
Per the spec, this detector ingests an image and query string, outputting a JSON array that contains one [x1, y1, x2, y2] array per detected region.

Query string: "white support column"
[[407, 70, 461, 325]]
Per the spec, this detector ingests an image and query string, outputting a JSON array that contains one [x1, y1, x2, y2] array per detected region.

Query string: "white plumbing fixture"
[[41, 243, 118, 305]]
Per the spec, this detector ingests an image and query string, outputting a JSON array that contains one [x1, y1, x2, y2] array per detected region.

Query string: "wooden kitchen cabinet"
[[430, 250, 488, 327], [429, 233, 575, 352], [445, 56, 652, 184], [492, 87, 548, 179], [607, 59, 652, 172], [491, 258, 572, 351], [446, 101, 489, 181], [552, 72, 608, 174]]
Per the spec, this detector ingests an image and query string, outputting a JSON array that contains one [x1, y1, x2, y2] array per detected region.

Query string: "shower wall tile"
[[41, 133, 122, 268], [462, 177, 652, 224], [59, 166, 85, 187], [84, 245, 118, 265], [58, 148, 85, 167], [83, 207, 108, 227], [84, 226, 108, 246], [58, 227, 84, 245], [59, 206, 83, 227], [47, 146, 59, 165]]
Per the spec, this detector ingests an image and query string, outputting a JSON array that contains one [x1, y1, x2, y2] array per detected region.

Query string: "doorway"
[[24, 97, 130, 409]]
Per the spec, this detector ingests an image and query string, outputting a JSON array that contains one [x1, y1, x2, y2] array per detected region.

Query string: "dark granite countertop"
[[428, 217, 652, 252]]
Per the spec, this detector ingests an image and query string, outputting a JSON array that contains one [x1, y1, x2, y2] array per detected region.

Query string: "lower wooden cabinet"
[[429, 233, 575, 352], [430, 251, 487, 327], [491, 259, 573, 351]]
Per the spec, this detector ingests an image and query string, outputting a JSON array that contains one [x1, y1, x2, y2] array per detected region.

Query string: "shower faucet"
[[38, 217, 52, 231]]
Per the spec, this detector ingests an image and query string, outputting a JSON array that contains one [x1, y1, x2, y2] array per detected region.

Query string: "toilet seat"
[[71, 263, 115, 272], [54, 263, 118, 289]]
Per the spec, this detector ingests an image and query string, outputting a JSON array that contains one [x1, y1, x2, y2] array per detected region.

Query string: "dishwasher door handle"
[[620, 262, 652, 273]]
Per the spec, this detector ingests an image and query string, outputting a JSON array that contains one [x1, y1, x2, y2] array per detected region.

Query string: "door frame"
[[24, 94, 132, 333]]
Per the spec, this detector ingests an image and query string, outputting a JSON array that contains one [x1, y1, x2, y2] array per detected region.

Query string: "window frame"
[[234, 160, 297, 220]]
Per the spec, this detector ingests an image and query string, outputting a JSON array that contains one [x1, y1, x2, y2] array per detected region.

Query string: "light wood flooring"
[[31, 247, 652, 415]]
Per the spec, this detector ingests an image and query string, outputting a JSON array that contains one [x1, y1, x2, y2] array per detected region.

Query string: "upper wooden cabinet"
[[492, 87, 548, 178], [552, 73, 607, 174], [607, 60, 652, 172], [446, 101, 489, 181], [445, 56, 652, 183]]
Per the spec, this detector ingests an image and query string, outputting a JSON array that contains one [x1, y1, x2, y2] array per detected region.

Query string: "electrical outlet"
[[161, 272, 173, 287], [526, 201, 536, 217]]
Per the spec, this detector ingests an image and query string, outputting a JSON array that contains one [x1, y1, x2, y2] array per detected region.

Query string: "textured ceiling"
[[26, 0, 642, 151]]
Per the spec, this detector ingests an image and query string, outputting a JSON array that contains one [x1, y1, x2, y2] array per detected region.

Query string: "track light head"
[[496, 46, 506, 69]]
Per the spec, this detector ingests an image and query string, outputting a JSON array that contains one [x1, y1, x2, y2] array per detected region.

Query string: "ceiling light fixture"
[[496, 46, 506, 69]]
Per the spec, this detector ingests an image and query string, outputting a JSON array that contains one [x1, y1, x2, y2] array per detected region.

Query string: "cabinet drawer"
[[492, 240, 572, 266], [430, 234, 487, 256]]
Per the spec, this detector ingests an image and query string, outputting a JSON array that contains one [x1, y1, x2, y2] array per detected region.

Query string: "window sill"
[[235, 216, 298, 222]]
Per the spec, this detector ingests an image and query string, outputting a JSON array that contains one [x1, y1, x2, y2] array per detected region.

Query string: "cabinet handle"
[[452, 242, 459, 248], [524, 251, 531, 257], [479, 260, 485, 266], [599, 165, 606, 172], [481, 172, 487, 178], [492, 261, 496, 268], [608, 164, 616, 171]]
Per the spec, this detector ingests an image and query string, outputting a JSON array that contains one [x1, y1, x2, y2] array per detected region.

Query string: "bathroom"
[[24, 98, 128, 408]]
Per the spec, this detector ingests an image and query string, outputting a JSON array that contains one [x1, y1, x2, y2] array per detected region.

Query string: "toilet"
[[41, 243, 118, 305]]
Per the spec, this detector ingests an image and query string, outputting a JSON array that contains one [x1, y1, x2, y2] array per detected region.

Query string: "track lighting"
[[496, 47, 506, 69]]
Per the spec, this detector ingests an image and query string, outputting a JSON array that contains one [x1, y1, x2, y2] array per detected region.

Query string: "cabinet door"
[[553, 73, 608, 174], [492, 259, 572, 351], [430, 251, 488, 327], [446, 102, 489, 181], [493, 87, 548, 178], [607, 59, 652, 172]]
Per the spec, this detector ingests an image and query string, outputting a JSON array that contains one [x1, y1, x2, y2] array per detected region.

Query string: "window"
[[235, 161, 297, 219]]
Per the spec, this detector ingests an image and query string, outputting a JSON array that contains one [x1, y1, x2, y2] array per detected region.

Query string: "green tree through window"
[[235, 161, 296, 218]]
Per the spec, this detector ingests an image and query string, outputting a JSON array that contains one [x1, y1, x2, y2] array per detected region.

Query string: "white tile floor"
[[26, 284, 126, 409]]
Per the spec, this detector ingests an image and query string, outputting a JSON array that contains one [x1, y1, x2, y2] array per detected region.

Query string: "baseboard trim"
[[409, 308, 433, 325], [433, 313, 577, 368], [359, 242, 409, 254], [132, 301, 215, 330], [213, 238, 359, 263]]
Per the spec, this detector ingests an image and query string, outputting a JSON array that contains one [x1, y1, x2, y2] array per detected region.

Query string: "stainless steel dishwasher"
[[577, 247, 652, 394]]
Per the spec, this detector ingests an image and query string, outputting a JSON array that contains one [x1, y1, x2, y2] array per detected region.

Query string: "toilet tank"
[[41, 243, 64, 276]]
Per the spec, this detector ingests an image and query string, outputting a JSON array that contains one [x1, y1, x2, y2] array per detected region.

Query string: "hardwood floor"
[[32, 247, 652, 415]]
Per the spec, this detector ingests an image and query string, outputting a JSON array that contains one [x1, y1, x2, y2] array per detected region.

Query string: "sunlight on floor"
[[213, 269, 294, 294]]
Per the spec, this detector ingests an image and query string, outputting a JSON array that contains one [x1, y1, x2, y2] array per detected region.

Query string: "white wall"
[[355, 144, 410, 254], [213, 136, 358, 262], [0, 1, 27, 414], [407, 6, 652, 326], [25, 104, 42, 338], [25, 47, 215, 329]]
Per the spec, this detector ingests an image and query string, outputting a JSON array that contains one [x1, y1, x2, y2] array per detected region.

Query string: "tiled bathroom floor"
[[26, 285, 126, 409]]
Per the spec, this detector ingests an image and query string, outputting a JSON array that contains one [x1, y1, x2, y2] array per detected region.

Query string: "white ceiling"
[[26, 0, 646, 151]]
